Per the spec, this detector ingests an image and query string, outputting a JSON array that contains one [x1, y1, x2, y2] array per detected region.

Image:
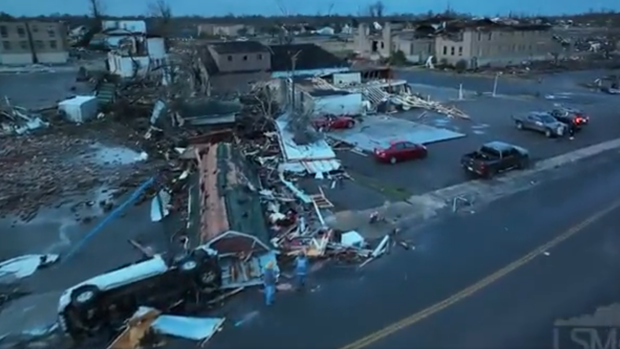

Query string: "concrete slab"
[[327, 115, 465, 152]]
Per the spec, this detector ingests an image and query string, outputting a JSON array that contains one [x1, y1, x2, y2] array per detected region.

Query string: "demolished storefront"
[[195, 142, 280, 289], [274, 112, 342, 176]]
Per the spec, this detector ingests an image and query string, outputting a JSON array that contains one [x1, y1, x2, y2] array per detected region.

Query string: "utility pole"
[[290, 50, 301, 112]]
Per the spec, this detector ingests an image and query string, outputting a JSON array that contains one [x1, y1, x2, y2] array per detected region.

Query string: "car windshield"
[[539, 114, 556, 123]]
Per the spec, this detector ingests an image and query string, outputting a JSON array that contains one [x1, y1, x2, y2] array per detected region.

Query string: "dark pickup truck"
[[461, 141, 529, 178]]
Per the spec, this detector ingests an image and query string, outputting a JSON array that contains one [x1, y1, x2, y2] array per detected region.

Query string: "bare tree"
[[88, 0, 105, 19], [252, 83, 279, 118], [367, 1, 385, 18], [326, 2, 335, 16], [148, 0, 173, 37]]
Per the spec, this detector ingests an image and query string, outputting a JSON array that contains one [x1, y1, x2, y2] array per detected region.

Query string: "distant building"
[[0, 21, 69, 65], [434, 19, 555, 68], [107, 36, 167, 78], [101, 19, 147, 48], [200, 41, 348, 93], [355, 18, 557, 68], [197, 24, 254, 37], [207, 41, 271, 73]]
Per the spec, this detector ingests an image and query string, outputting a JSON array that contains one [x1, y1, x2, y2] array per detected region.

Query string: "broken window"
[[227, 55, 232, 61], [0, 26, 7, 38], [49, 40, 57, 49], [442, 46, 447, 55], [257, 54, 262, 60], [243, 55, 248, 61], [458, 46, 463, 56], [16, 27, 25, 37], [19, 41, 28, 50], [450, 46, 455, 56], [380, 41, 384, 49]]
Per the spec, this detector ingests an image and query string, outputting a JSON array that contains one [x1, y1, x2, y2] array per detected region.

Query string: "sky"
[[3, 0, 620, 17]]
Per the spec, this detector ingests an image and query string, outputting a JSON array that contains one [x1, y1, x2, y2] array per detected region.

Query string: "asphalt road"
[[369, 202, 620, 349], [332, 71, 620, 209], [205, 149, 620, 349]]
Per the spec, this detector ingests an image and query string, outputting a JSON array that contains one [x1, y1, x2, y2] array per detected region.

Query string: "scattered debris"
[[0, 254, 59, 280]]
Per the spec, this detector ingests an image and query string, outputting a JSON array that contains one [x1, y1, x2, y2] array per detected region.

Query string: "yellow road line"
[[339, 198, 620, 349]]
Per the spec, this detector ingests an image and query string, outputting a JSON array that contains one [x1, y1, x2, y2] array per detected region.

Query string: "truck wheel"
[[516, 122, 523, 130], [196, 269, 221, 290], [486, 168, 496, 179], [545, 129, 552, 138], [390, 157, 396, 164], [70, 285, 100, 306]]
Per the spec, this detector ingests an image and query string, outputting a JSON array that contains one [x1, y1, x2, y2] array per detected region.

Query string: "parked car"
[[461, 141, 529, 178], [57, 246, 222, 339], [312, 115, 355, 130], [549, 107, 589, 129], [374, 141, 427, 164], [512, 111, 567, 137]]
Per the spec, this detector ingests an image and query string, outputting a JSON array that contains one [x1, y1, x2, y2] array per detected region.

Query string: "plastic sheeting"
[[0, 254, 58, 280]]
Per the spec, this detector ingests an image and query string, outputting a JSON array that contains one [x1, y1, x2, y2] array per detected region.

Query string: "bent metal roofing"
[[196, 142, 269, 245]]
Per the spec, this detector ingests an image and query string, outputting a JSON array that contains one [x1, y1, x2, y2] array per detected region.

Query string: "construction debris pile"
[[0, 122, 158, 222], [313, 77, 470, 119]]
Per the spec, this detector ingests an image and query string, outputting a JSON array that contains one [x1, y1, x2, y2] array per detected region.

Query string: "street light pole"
[[492, 72, 501, 97]]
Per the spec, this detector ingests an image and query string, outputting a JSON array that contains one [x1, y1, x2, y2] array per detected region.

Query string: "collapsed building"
[[355, 17, 559, 68]]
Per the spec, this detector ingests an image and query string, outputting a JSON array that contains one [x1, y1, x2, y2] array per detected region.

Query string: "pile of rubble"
[[0, 121, 161, 222]]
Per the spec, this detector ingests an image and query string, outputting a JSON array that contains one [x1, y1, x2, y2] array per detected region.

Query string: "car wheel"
[[516, 122, 523, 130], [70, 285, 100, 306], [390, 157, 396, 164], [180, 259, 198, 271], [545, 129, 552, 138], [347, 120, 354, 128]]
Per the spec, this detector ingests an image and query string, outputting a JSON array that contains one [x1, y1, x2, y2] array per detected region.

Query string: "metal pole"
[[290, 50, 301, 112], [291, 56, 296, 111], [492, 73, 499, 97]]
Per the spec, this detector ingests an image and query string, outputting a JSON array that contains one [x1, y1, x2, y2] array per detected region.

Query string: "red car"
[[312, 115, 355, 130], [374, 141, 427, 164]]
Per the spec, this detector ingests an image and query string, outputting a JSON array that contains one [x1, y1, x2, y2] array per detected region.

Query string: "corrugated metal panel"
[[301, 159, 341, 174]]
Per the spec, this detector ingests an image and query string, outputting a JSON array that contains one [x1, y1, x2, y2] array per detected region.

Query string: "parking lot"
[[314, 73, 620, 212]]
